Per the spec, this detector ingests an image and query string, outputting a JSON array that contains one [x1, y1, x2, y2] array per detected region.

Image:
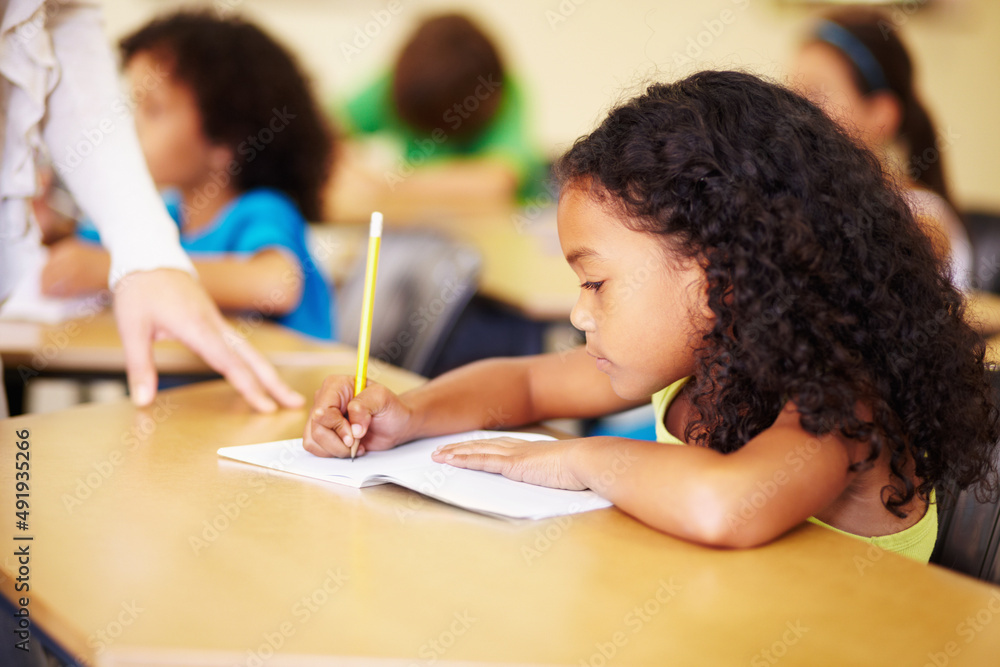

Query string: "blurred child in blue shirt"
[[44, 11, 335, 339]]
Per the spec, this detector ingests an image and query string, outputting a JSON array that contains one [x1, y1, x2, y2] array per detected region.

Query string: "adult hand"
[[113, 268, 305, 411]]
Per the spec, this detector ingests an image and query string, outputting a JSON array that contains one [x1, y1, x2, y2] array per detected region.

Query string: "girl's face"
[[125, 52, 231, 189], [792, 42, 897, 151], [558, 186, 711, 400]]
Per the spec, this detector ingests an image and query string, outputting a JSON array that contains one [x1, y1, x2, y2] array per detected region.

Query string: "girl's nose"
[[570, 295, 596, 333]]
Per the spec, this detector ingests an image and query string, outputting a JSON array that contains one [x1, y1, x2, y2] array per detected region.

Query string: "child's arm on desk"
[[303, 346, 644, 458], [384, 158, 519, 201], [41, 238, 111, 297], [433, 403, 855, 549], [331, 147, 519, 211], [42, 242, 303, 316], [192, 249, 303, 315]]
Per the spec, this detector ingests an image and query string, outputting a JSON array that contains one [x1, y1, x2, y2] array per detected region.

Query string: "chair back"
[[337, 230, 481, 376], [930, 369, 1000, 583], [965, 210, 1000, 292]]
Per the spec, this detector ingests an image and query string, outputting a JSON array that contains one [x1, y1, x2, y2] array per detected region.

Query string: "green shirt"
[[339, 72, 548, 201]]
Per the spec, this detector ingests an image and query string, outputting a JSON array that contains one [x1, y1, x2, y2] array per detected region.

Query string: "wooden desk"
[[986, 333, 1000, 365], [462, 217, 579, 321], [2, 367, 999, 666], [0, 311, 355, 374], [325, 162, 519, 225], [315, 210, 579, 321]]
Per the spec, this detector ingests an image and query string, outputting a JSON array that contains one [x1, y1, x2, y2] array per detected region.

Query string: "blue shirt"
[[80, 189, 334, 339]]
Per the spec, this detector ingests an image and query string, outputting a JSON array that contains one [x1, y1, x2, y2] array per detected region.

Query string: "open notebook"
[[218, 430, 612, 520]]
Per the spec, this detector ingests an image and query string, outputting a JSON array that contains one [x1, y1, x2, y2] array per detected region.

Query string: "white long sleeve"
[[1, 0, 193, 293]]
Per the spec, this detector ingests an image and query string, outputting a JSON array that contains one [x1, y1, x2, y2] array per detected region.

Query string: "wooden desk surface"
[[986, 333, 1000, 365], [318, 210, 579, 321], [0, 311, 355, 374], [463, 218, 579, 321], [2, 366, 999, 666]]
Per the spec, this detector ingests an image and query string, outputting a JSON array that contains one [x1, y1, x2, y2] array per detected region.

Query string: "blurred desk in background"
[[312, 207, 578, 322], [0, 311, 353, 375], [0, 311, 354, 414]]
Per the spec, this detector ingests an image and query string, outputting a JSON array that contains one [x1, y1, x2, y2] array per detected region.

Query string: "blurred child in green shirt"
[[336, 14, 547, 204]]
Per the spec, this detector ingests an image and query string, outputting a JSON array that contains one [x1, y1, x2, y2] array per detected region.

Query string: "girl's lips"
[[587, 348, 611, 370]]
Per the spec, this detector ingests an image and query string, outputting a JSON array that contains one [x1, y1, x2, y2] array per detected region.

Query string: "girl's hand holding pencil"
[[302, 374, 588, 491], [303, 375, 416, 459]]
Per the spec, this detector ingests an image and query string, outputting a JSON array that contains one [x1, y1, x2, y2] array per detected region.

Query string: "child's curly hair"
[[120, 11, 333, 220], [556, 70, 998, 517]]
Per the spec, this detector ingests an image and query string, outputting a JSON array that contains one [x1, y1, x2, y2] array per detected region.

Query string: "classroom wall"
[[99, 0, 1000, 212]]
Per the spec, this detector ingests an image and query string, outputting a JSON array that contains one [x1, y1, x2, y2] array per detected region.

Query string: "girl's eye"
[[580, 280, 605, 292]]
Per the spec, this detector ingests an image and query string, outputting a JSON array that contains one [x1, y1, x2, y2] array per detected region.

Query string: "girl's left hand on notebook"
[[431, 437, 587, 491]]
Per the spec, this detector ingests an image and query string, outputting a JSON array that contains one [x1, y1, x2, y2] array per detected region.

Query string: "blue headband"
[[814, 19, 889, 93]]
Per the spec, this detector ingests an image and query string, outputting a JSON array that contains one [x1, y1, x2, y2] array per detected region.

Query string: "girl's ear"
[[863, 91, 903, 147], [700, 280, 716, 321], [207, 144, 235, 176], [695, 269, 716, 322]]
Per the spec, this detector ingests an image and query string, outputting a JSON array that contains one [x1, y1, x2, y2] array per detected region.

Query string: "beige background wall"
[[100, 0, 1000, 211]]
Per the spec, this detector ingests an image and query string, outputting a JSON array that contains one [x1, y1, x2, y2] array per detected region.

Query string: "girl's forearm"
[[568, 436, 734, 544], [401, 347, 644, 443], [567, 427, 850, 549], [402, 357, 539, 439]]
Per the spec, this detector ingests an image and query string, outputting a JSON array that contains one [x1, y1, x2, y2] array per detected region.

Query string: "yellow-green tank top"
[[651, 378, 937, 562]]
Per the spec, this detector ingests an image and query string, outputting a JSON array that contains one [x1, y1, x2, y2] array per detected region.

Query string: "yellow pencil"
[[352, 211, 382, 460]]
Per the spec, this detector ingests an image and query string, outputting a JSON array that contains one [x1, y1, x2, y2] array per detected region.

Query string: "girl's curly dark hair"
[[556, 70, 998, 517], [120, 11, 333, 220]]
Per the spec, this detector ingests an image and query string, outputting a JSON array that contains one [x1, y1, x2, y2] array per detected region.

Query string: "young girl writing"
[[41, 11, 335, 339], [304, 71, 998, 562]]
